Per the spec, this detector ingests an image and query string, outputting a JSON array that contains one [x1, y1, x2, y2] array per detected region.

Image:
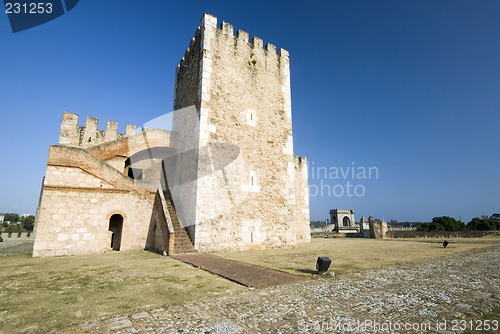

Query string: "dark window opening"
[[108, 214, 123, 251]]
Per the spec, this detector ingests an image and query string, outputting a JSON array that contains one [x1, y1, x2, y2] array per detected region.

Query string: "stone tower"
[[32, 13, 310, 257], [171, 13, 310, 251], [329, 209, 358, 234]]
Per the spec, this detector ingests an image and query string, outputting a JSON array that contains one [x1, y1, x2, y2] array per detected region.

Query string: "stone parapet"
[[58, 112, 137, 148]]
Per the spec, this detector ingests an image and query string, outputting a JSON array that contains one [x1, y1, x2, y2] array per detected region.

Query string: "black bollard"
[[316, 257, 332, 273]]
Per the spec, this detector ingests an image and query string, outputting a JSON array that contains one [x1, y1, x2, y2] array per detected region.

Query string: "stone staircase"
[[163, 196, 196, 254]]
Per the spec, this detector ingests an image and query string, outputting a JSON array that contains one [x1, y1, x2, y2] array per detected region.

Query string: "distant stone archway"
[[342, 216, 350, 227], [108, 214, 124, 251]]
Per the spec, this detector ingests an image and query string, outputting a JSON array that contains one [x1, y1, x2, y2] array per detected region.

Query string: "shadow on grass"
[[297, 269, 318, 275]]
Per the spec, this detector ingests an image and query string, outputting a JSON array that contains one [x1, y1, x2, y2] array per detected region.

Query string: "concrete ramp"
[[171, 253, 305, 288]]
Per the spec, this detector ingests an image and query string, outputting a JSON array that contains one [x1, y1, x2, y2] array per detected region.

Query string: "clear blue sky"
[[1, 0, 499, 223]]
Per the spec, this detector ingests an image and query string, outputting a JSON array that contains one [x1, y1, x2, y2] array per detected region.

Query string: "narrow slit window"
[[247, 109, 256, 126]]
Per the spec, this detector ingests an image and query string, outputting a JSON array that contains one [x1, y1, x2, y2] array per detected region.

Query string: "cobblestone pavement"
[[82, 247, 500, 333]]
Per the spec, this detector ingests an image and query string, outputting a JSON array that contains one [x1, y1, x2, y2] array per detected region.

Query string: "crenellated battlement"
[[58, 112, 137, 148], [212, 14, 288, 57], [176, 13, 289, 70]]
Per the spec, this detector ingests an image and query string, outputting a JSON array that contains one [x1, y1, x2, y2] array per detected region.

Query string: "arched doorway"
[[108, 214, 123, 251], [342, 216, 350, 227]]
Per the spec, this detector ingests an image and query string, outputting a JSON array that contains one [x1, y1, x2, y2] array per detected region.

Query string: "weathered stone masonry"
[[32, 115, 164, 257], [33, 13, 310, 257], [173, 13, 310, 251]]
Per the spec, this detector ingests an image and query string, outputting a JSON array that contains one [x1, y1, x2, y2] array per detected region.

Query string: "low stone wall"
[[311, 231, 345, 238], [387, 226, 417, 231], [0, 232, 34, 241], [310, 226, 334, 234], [386, 230, 499, 239], [344, 232, 365, 238]]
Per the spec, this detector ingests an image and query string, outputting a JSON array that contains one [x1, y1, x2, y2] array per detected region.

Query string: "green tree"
[[468, 215, 500, 231], [4, 213, 20, 222], [418, 222, 431, 231], [431, 216, 466, 231], [21, 215, 35, 232], [490, 213, 500, 220], [490, 214, 500, 230], [425, 222, 445, 231], [418, 217, 465, 231]]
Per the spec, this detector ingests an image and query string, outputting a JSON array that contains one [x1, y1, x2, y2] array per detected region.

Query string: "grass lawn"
[[213, 235, 500, 277], [0, 248, 245, 333], [0, 236, 498, 333]]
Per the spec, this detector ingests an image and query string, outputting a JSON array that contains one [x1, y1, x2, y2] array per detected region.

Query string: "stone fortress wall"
[[173, 14, 310, 251], [0, 232, 34, 240], [32, 13, 311, 257], [32, 114, 161, 257]]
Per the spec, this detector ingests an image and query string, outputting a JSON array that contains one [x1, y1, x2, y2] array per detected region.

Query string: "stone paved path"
[[82, 247, 500, 333], [171, 253, 306, 288]]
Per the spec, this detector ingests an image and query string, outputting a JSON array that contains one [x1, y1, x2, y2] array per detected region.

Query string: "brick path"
[[171, 253, 305, 288]]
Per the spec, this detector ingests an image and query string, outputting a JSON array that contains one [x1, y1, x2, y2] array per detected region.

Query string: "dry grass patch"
[[0, 250, 245, 333], [213, 236, 500, 277]]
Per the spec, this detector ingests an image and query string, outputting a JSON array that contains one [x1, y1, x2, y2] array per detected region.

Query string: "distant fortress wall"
[[0, 232, 34, 240], [386, 230, 499, 239]]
